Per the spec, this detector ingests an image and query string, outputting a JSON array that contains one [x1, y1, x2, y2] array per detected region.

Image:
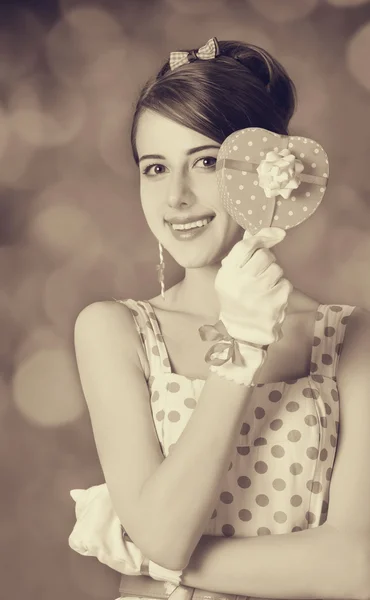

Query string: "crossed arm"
[[72, 306, 370, 600], [181, 526, 368, 599], [180, 309, 370, 599]]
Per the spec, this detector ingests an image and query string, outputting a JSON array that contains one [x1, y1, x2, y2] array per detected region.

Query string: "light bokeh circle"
[[13, 334, 85, 427], [28, 203, 103, 261]]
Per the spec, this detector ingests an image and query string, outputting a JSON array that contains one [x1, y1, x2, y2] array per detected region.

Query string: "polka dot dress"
[[118, 300, 354, 538]]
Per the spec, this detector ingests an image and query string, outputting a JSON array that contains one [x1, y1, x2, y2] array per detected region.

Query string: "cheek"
[[140, 206, 161, 241], [140, 198, 156, 234], [197, 177, 219, 205], [140, 178, 167, 208], [140, 183, 158, 216], [140, 187, 167, 241]]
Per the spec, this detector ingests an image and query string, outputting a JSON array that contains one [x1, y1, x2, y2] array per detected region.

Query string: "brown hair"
[[130, 40, 297, 164]]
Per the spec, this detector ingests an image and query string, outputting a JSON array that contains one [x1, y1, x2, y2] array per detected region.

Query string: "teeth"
[[171, 218, 211, 231]]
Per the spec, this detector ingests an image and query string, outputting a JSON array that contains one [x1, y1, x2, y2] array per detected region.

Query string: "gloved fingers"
[[221, 238, 252, 269], [241, 226, 286, 255], [223, 227, 286, 269], [267, 278, 293, 309], [221, 238, 266, 270], [245, 247, 276, 277], [261, 262, 284, 288], [70, 489, 85, 502], [278, 277, 294, 300], [243, 227, 286, 246], [68, 531, 90, 555], [239, 228, 286, 267]]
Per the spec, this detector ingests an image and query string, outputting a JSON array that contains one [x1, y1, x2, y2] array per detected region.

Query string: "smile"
[[166, 216, 214, 240], [170, 217, 213, 231]]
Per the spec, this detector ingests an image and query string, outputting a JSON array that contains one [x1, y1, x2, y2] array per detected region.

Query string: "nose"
[[167, 171, 196, 209]]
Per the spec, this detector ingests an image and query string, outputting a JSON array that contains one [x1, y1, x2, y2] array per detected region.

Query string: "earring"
[[157, 242, 166, 300]]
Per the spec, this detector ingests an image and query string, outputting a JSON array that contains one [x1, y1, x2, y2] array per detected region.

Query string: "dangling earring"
[[157, 242, 165, 300]]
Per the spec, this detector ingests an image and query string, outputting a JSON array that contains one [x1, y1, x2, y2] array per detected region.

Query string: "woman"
[[70, 39, 370, 600]]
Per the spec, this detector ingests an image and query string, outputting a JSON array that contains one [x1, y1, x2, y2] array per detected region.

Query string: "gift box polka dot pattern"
[[216, 127, 329, 234]]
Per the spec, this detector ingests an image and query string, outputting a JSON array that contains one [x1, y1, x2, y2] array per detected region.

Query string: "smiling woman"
[[69, 37, 370, 600]]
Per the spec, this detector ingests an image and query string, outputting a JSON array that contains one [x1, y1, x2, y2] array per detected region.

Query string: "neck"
[[172, 263, 221, 321], [171, 272, 316, 314]]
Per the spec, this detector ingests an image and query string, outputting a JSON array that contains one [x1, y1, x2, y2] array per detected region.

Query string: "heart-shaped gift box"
[[216, 127, 329, 234]]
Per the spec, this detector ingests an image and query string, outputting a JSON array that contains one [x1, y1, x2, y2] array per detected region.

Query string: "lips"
[[170, 217, 213, 231], [165, 215, 215, 225], [166, 215, 214, 240]]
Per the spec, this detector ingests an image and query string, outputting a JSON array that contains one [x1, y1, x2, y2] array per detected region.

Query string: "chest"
[[155, 311, 317, 384]]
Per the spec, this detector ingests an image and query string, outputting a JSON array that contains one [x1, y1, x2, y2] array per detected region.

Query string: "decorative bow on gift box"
[[256, 148, 304, 199]]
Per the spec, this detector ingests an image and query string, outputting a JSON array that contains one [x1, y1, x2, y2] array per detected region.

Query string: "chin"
[[181, 260, 217, 270], [160, 222, 242, 269], [169, 250, 222, 270]]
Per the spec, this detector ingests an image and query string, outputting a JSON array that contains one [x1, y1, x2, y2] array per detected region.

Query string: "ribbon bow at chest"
[[199, 320, 250, 367]]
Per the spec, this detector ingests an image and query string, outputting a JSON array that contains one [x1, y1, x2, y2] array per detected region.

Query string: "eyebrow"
[[138, 144, 221, 163]]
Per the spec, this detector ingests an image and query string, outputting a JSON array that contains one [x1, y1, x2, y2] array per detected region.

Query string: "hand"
[[69, 483, 183, 585], [216, 227, 291, 346], [205, 227, 292, 386], [68, 483, 145, 575]]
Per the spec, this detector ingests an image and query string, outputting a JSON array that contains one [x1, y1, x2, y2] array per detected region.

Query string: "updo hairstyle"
[[131, 40, 296, 164]]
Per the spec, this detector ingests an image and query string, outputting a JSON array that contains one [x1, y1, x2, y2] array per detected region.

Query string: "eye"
[[193, 156, 217, 169], [142, 163, 167, 177]]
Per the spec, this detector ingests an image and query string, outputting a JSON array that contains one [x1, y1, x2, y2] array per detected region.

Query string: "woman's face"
[[135, 110, 243, 269]]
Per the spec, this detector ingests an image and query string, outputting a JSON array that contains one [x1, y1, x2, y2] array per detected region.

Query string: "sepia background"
[[1, 0, 370, 598]]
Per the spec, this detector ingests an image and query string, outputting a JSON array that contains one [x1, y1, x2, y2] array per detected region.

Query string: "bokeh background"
[[1, 0, 370, 597]]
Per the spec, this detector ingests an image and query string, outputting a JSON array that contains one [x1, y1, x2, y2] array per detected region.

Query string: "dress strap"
[[310, 304, 356, 379], [113, 298, 172, 378]]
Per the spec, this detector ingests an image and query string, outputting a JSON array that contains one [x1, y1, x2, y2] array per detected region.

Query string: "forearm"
[[182, 524, 369, 600], [137, 372, 251, 569]]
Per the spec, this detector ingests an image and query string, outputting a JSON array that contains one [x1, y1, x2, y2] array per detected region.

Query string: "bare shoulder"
[[74, 299, 149, 382], [75, 299, 135, 333]]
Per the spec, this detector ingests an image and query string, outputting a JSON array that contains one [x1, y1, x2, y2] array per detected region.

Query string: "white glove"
[[68, 483, 182, 585], [200, 227, 292, 386], [68, 483, 145, 575]]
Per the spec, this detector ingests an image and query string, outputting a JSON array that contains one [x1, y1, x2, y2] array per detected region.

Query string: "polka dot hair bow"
[[169, 37, 220, 71], [216, 127, 329, 234]]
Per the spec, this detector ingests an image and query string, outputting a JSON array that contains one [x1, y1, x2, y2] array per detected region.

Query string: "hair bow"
[[169, 37, 220, 71], [199, 320, 249, 367]]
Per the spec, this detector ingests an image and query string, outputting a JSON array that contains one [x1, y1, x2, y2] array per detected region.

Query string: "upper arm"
[[325, 307, 370, 538], [74, 301, 164, 547]]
